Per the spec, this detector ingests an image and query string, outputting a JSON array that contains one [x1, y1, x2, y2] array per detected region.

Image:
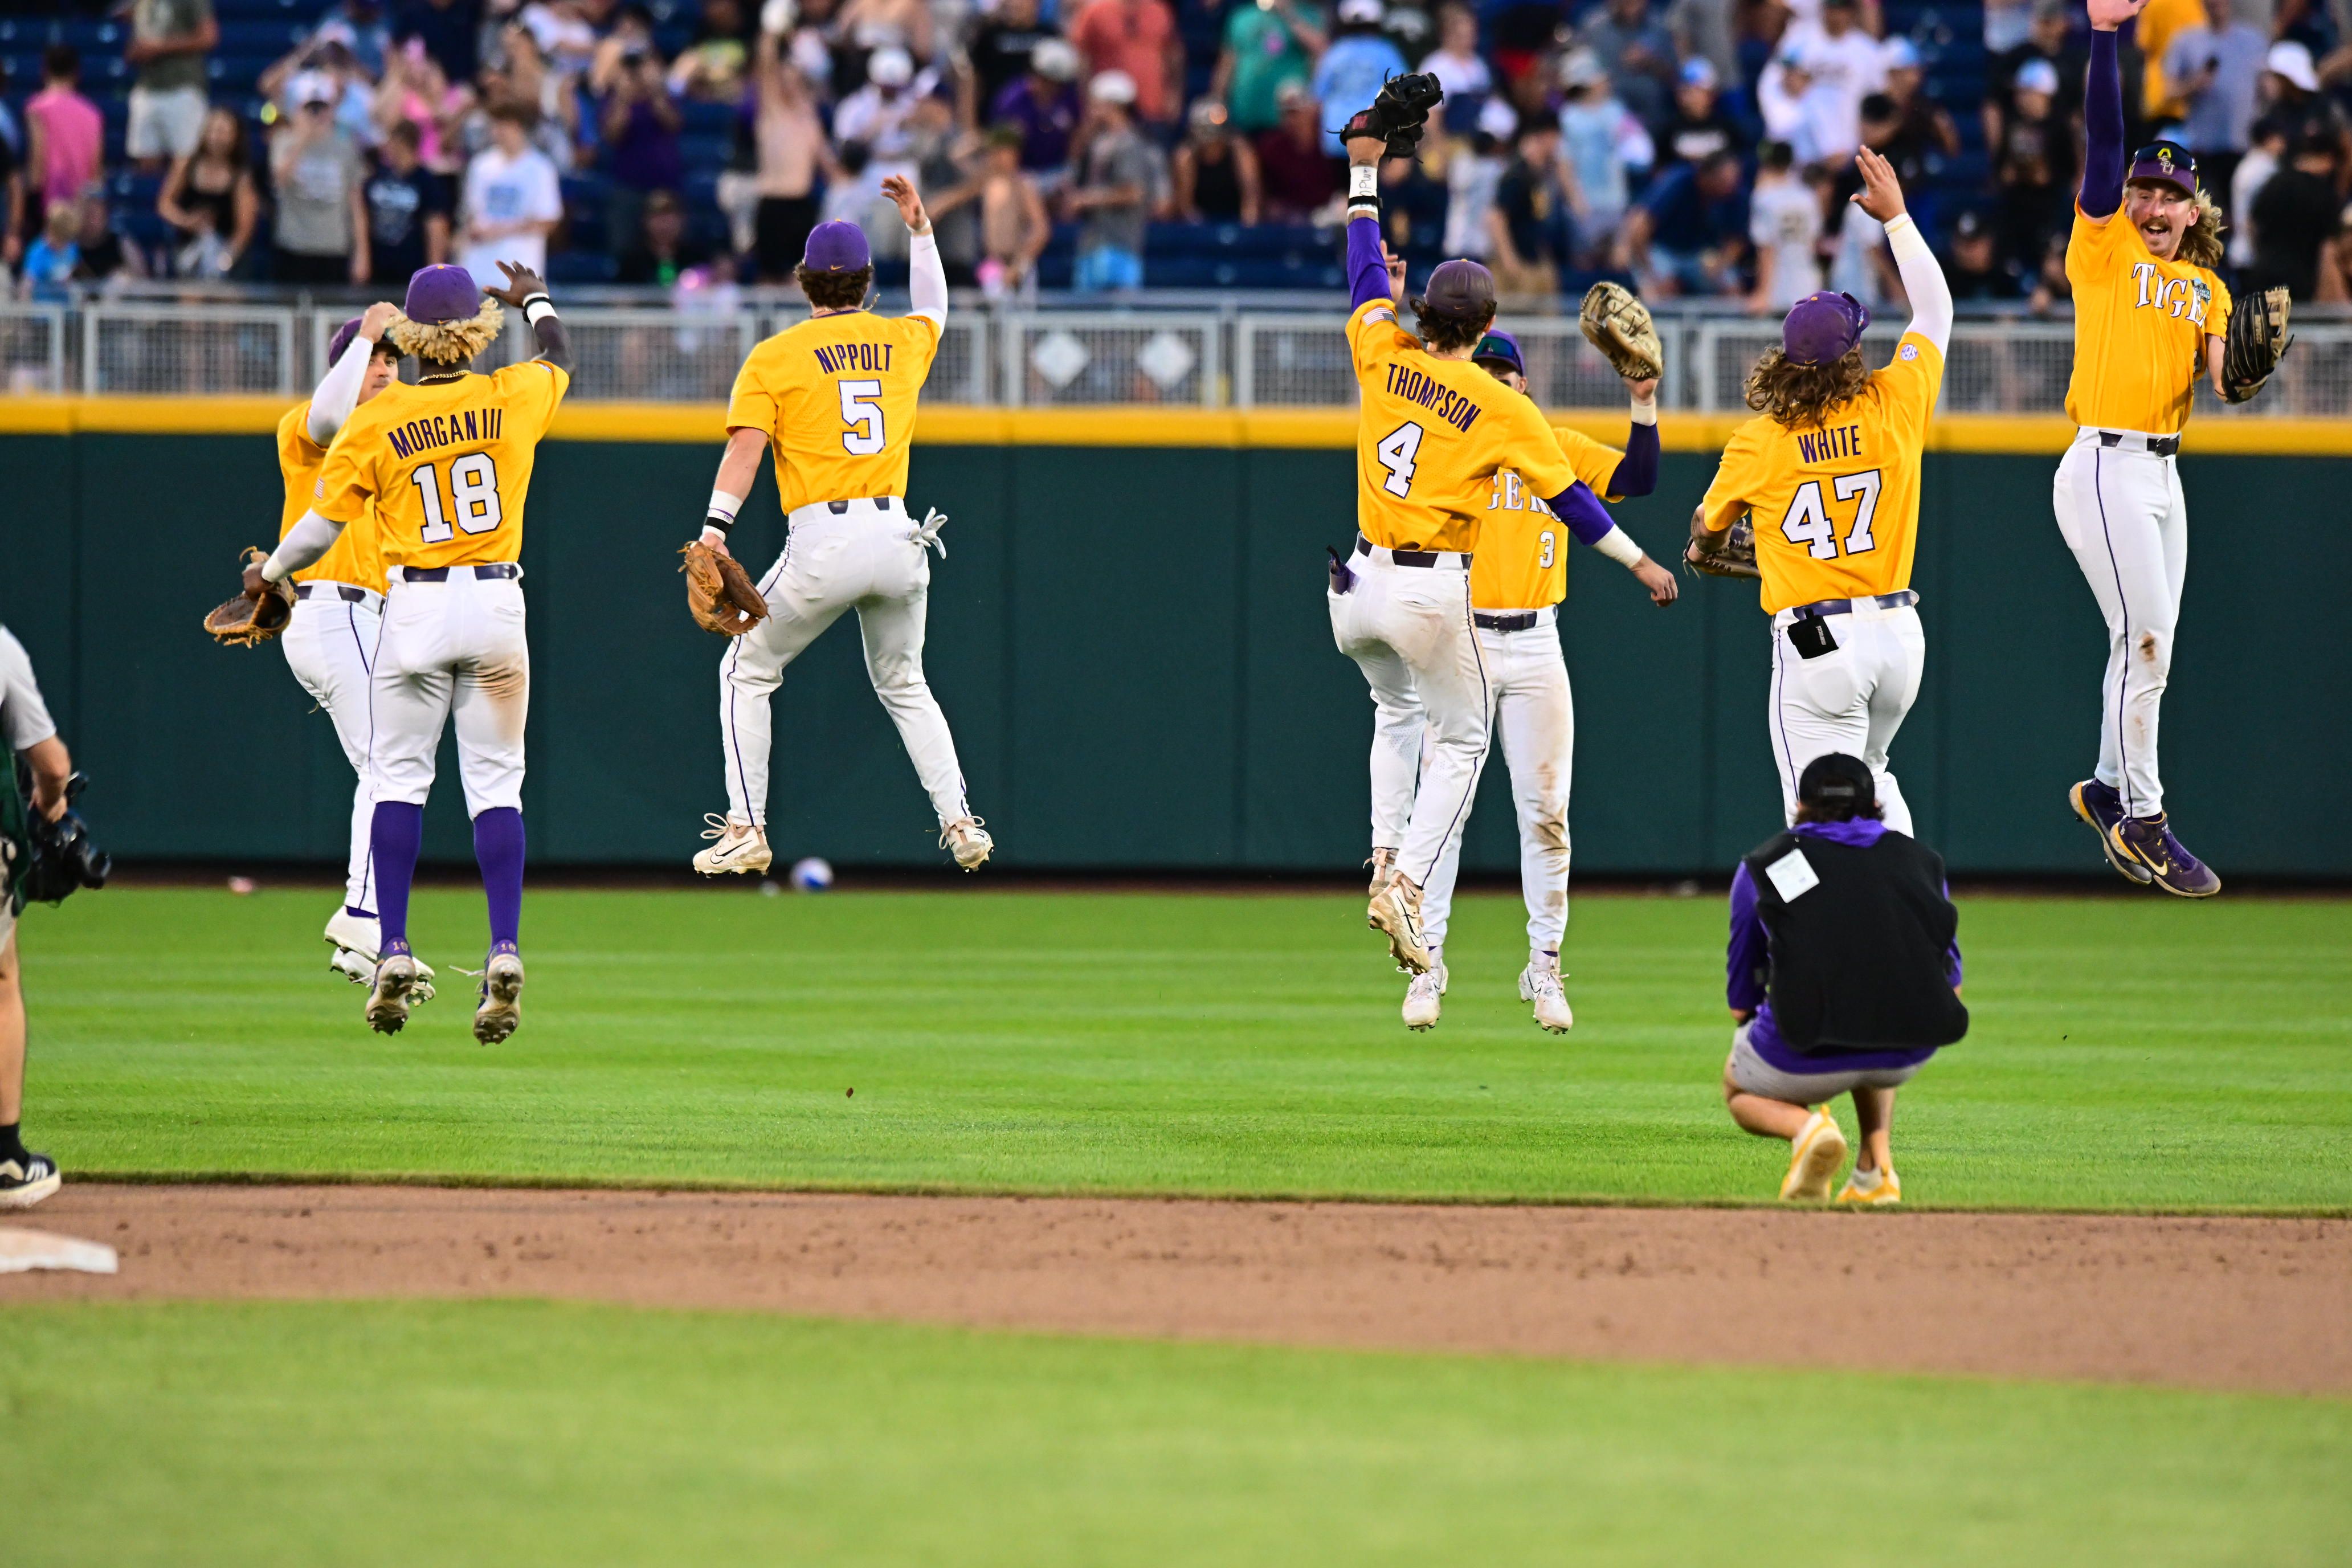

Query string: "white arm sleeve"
[[263, 509, 351, 582], [908, 228, 948, 326], [306, 330, 375, 446], [1884, 214, 1952, 354]]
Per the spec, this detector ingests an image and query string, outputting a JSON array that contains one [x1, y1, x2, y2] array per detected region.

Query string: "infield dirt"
[[7, 1185, 2346, 1396]]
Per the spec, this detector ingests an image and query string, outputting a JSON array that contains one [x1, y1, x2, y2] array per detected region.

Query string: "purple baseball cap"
[[1419, 258, 1496, 322], [803, 219, 872, 273], [1782, 290, 1871, 366], [404, 263, 482, 325], [1471, 328, 1524, 376], [326, 314, 369, 364], [2126, 140, 2198, 198]]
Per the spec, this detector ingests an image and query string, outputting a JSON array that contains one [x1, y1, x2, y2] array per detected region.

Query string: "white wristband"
[[260, 552, 295, 585], [707, 487, 744, 525], [1591, 526, 1644, 568], [522, 293, 558, 327], [1348, 165, 1379, 199], [1628, 395, 1657, 426]]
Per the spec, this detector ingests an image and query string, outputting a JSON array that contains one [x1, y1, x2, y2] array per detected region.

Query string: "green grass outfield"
[[7, 1300, 2347, 1567], [24, 885, 2351, 1209]]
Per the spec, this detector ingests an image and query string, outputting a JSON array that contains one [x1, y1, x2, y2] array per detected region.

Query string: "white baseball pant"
[[1417, 612, 1575, 955], [368, 566, 530, 818], [718, 497, 970, 828], [281, 583, 383, 912], [2051, 429, 2186, 819], [1329, 545, 1490, 887], [1767, 598, 1924, 838]]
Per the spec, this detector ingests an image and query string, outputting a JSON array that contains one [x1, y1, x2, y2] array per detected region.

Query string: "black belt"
[[402, 564, 521, 582], [1790, 589, 1918, 619], [2098, 431, 2180, 457], [1354, 533, 1469, 569], [294, 583, 371, 603], [1474, 611, 1541, 631]]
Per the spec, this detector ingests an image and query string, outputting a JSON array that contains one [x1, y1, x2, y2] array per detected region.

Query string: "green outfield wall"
[[2, 423, 2343, 876]]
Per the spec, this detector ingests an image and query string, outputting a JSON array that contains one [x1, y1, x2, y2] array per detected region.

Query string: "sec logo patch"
[[1899, 344, 1920, 361]]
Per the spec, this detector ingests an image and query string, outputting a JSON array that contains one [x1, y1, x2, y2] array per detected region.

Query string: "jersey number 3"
[[1779, 469, 1881, 560], [840, 379, 885, 456], [411, 453, 504, 544], [1376, 422, 1424, 498]]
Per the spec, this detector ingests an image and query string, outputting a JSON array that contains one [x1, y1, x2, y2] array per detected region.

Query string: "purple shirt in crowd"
[[989, 76, 1080, 172], [1726, 817, 1962, 1075]]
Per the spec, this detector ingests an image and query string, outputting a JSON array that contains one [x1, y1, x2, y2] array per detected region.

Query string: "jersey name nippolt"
[[1793, 423, 1865, 464], [387, 407, 504, 460], [813, 342, 893, 374], [1382, 363, 1483, 432]]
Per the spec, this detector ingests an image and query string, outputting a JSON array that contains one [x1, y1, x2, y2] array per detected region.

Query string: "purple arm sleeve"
[[2081, 28, 2125, 220], [1727, 865, 1769, 1012], [1943, 878, 1964, 989], [1346, 215, 1391, 312], [1607, 420, 1659, 497], [1544, 480, 1619, 547]]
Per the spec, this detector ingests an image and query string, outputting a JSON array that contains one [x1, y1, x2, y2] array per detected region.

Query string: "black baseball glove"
[[1342, 73, 1444, 160], [2220, 286, 2290, 405], [10, 767, 108, 913]]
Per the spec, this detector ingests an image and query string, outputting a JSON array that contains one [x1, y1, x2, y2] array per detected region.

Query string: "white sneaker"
[[473, 951, 525, 1045], [940, 816, 993, 871], [366, 953, 420, 1035], [1365, 847, 1397, 897], [1401, 959, 1447, 1031], [1367, 873, 1432, 973], [1519, 958, 1573, 1034], [693, 814, 771, 875], [324, 908, 378, 957]]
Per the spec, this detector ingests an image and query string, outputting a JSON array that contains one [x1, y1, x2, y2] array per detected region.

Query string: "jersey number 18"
[[411, 453, 505, 543]]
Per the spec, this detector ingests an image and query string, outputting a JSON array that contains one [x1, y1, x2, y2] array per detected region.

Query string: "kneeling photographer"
[[1722, 753, 1967, 1206], [1, 623, 109, 1209]]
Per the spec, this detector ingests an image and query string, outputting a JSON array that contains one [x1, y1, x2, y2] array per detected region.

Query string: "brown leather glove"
[[202, 548, 297, 647], [680, 541, 770, 636]]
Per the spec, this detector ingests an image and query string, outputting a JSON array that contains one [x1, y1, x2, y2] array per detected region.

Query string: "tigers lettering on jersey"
[[2062, 206, 2233, 436], [313, 360, 568, 571], [276, 401, 387, 595], [1698, 332, 1942, 615], [1472, 423, 1623, 611], [728, 310, 944, 517], [1345, 300, 1575, 556]]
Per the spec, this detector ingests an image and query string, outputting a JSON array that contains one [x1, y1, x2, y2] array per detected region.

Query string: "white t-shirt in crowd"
[[460, 144, 564, 286], [1421, 46, 1492, 103], [1749, 175, 1824, 309], [1782, 23, 1887, 160]]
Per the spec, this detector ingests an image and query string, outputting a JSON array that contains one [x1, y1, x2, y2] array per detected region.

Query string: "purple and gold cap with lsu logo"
[[802, 219, 873, 274], [1471, 328, 1524, 377], [326, 315, 369, 364], [2127, 140, 2198, 198], [1781, 290, 1871, 366], [403, 263, 484, 325]]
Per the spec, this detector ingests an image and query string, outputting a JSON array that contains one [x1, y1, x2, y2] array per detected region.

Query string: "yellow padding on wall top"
[[2, 395, 2349, 456]]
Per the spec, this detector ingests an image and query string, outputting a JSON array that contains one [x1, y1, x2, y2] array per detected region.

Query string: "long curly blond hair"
[[2178, 187, 2226, 270], [1744, 344, 1872, 430], [387, 300, 505, 366]]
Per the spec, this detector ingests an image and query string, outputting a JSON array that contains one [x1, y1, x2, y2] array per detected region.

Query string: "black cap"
[[1796, 752, 1876, 815]]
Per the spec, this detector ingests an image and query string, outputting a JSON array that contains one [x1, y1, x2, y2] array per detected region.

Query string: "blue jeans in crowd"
[[1073, 244, 1145, 293]]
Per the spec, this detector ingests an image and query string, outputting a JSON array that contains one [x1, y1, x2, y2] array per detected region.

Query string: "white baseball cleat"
[[473, 952, 525, 1046], [1367, 873, 1432, 974], [325, 913, 435, 1001], [1520, 957, 1573, 1034], [694, 814, 772, 876], [940, 816, 993, 871], [1401, 958, 1447, 1031], [323, 908, 378, 956], [366, 953, 420, 1035], [1365, 847, 1397, 897]]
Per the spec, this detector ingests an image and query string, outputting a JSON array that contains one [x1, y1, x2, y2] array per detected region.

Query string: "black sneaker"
[[0, 1149, 61, 1209]]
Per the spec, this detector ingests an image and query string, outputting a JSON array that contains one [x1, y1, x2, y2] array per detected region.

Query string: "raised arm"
[[307, 301, 399, 446], [484, 260, 571, 374], [884, 173, 948, 326], [1342, 130, 1392, 311], [1610, 382, 1660, 497], [2080, 0, 2145, 221], [1851, 146, 1951, 352]]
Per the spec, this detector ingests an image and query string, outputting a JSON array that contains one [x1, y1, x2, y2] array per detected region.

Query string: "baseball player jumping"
[[1333, 78, 1663, 975], [271, 303, 433, 1004], [1402, 328, 1680, 1034], [244, 262, 572, 1042], [2055, 0, 2289, 896], [689, 175, 990, 877], [1690, 148, 1952, 840]]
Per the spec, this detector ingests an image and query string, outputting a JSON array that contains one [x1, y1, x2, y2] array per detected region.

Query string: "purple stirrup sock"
[[473, 807, 525, 949], [371, 802, 424, 954]]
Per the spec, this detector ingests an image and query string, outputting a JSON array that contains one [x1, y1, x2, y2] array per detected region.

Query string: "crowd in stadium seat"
[[1, 0, 2350, 304]]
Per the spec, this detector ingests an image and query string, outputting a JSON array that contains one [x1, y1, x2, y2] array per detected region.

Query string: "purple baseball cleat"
[[2110, 813, 2222, 899], [2069, 779, 2151, 885]]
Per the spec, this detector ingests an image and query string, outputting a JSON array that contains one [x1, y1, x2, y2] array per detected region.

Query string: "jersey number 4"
[[411, 453, 504, 544], [1375, 421, 1424, 498], [840, 379, 886, 456], [1779, 469, 1881, 560]]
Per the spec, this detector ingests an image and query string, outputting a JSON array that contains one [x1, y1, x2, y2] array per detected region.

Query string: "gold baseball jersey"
[[2064, 204, 2232, 436], [313, 361, 569, 571], [1347, 300, 1578, 556], [1472, 424, 1625, 611], [726, 310, 944, 514], [1699, 333, 1943, 615], [276, 401, 386, 595]]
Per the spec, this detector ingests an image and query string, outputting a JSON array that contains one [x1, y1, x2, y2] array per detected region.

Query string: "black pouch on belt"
[[1787, 614, 1839, 659], [1328, 546, 1357, 595]]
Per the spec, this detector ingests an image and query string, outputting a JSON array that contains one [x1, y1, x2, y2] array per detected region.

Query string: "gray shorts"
[[1726, 1023, 1923, 1102]]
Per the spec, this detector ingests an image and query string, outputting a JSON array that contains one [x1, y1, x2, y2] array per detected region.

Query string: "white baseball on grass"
[[790, 856, 834, 892]]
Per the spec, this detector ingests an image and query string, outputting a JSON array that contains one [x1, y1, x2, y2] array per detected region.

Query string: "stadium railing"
[[9, 295, 2352, 416]]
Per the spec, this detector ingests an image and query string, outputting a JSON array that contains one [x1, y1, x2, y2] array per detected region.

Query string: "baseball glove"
[[1683, 513, 1761, 579], [202, 548, 295, 647], [1341, 73, 1444, 160], [1580, 281, 1665, 382], [2220, 285, 2292, 405], [680, 541, 769, 636]]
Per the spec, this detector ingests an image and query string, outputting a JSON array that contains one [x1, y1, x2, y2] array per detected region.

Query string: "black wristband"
[[704, 512, 734, 534]]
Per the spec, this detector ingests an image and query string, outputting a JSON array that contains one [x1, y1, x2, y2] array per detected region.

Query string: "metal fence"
[[9, 300, 2352, 415]]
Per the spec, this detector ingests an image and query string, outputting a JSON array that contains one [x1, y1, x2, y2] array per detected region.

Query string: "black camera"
[[14, 767, 109, 908]]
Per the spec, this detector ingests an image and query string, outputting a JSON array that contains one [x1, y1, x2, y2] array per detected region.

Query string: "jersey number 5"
[[1376, 421, 1424, 499], [1779, 469, 1882, 560], [411, 452, 504, 544], [840, 379, 885, 456]]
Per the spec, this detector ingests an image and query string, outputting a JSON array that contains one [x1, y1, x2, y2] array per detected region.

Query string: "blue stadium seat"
[[549, 251, 620, 283]]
